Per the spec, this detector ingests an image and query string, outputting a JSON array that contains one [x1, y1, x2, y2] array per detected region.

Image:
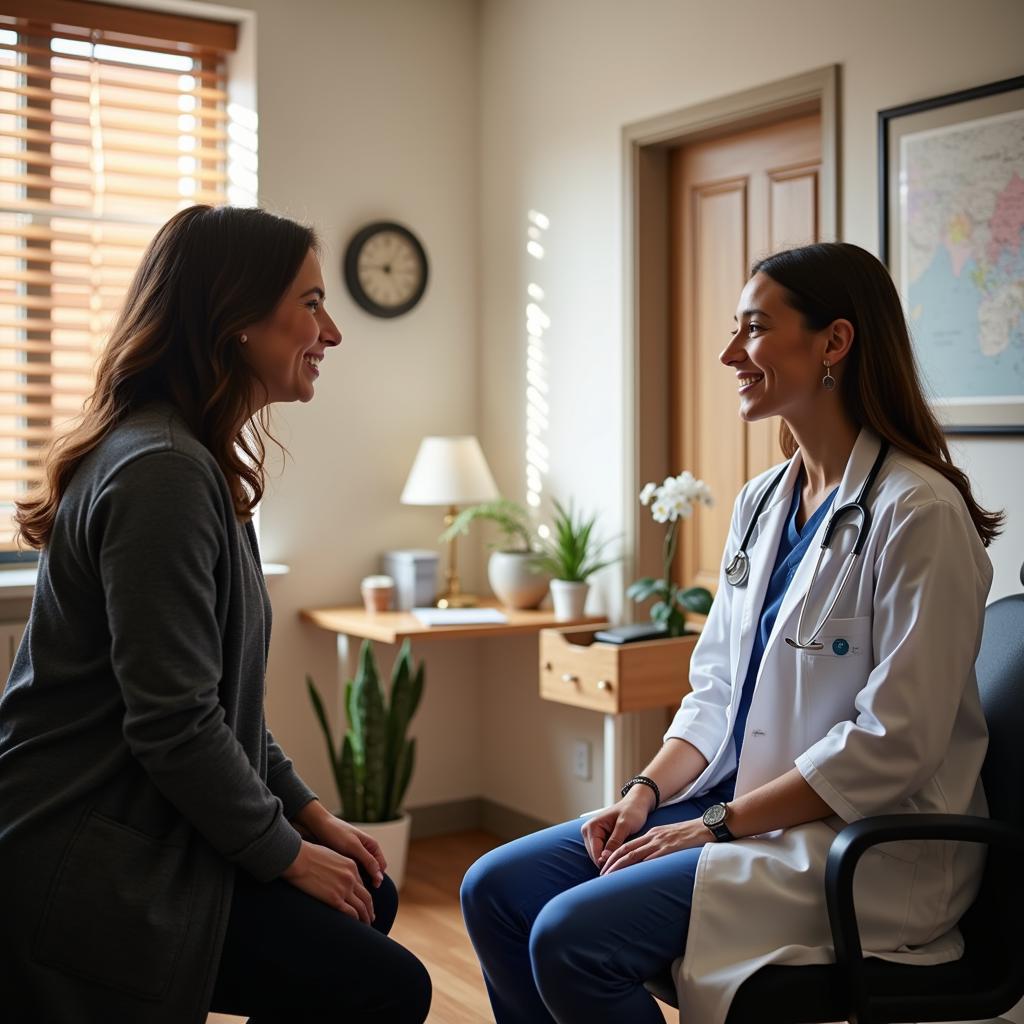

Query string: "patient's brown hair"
[[754, 242, 1003, 547], [15, 204, 317, 549]]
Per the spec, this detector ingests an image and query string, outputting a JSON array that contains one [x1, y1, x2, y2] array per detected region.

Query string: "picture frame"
[[879, 75, 1024, 435]]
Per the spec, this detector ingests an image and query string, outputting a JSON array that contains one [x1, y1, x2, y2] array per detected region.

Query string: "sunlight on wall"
[[226, 101, 258, 208], [525, 209, 550, 513]]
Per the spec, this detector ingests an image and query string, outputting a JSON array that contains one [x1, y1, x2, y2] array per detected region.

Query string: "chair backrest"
[[975, 591, 1024, 828], [958, 588, 1024, 983]]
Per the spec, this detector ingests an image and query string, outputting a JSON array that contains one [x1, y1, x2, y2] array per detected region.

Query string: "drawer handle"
[[596, 679, 613, 691], [561, 673, 580, 684]]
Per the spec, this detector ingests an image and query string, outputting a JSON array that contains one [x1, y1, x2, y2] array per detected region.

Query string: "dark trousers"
[[209, 868, 431, 1023]]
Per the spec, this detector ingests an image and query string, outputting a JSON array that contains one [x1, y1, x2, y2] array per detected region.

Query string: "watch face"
[[703, 803, 727, 828], [344, 221, 428, 318]]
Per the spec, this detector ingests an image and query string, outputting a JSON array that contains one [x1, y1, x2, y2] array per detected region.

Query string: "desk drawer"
[[540, 626, 621, 712], [539, 625, 696, 714]]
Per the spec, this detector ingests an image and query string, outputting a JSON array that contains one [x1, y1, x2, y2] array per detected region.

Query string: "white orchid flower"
[[638, 470, 713, 517], [661, 478, 686, 501], [666, 493, 691, 518]]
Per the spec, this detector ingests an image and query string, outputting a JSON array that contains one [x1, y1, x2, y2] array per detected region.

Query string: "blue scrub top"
[[731, 474, 838, 761]]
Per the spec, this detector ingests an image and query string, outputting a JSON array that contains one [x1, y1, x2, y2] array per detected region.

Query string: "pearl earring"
[[822, 360, 836, 391], [240, 334, 248, 344]]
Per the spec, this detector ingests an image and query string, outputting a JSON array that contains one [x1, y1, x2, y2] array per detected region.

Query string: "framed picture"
[[879, 75, 1024, 434]]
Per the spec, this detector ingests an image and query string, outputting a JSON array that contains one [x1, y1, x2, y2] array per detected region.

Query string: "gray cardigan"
[[0, 404, 316, 1022]]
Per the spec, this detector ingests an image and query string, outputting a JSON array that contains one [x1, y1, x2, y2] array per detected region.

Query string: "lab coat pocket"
[[797, 615, 872, 662], [797, 615, 872, 747], [33, 810, 194, 999]]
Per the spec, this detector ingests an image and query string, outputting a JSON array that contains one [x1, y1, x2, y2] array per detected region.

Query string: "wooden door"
[[670, 113, 821, 592]]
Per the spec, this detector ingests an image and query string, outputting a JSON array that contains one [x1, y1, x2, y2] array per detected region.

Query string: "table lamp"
[[400, 436, 499, 608]]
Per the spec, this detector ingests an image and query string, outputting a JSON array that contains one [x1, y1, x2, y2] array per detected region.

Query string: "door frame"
[[621, 65, 840, 606]]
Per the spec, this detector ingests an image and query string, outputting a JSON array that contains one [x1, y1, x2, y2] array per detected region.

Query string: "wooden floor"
[[209, 829, 676, 1023]]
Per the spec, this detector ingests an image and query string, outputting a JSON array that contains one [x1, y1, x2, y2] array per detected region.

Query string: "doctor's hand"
[[598, 817, 711, 876], [281, 840, 375, 923], [292, 799, 387, 887], [581, 786, 656, 869]]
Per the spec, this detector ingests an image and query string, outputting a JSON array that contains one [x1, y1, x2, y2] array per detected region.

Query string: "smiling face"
[[241, 248, 342, 408], [720, 272, 839, 425]]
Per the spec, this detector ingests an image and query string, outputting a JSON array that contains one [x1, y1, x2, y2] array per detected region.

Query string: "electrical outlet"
[[572, 740, 592, 780]]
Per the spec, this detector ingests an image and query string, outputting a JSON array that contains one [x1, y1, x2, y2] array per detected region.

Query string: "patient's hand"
[[581, 786, 655, 868], [598, 818, 710, 876], [292, 799, 387, 886], [281, 840, 375, 922]]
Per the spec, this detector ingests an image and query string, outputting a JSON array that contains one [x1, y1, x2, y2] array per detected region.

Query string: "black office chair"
[[646, 578, 1024, 1024]]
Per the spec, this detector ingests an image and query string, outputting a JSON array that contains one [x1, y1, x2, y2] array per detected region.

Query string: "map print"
[[900, 108, 1024, 403]]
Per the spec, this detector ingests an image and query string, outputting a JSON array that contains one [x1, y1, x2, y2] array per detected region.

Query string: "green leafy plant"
[[626, 472, 714, 637], [306, 639, 424, 823], [531, 499, 619, 582], [439, 497, 538, 553]]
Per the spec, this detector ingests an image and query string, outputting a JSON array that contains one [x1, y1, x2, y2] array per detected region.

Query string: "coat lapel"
[[762, 427, 882, 658]]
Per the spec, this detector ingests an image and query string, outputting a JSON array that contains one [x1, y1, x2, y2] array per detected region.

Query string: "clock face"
[[343, 222, 428, 318]]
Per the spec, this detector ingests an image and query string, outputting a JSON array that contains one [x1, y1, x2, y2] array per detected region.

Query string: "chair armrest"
[[824, 813, 1024, 1024]]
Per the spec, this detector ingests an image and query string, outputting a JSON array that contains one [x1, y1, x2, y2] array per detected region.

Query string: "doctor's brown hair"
[[753, 242, 1003, 547], [15, 205, 318, 549]]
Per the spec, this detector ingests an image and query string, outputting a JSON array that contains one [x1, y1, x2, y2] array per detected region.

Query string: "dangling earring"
[[240, 333, 248, 344], [822, 360, 836, 391]]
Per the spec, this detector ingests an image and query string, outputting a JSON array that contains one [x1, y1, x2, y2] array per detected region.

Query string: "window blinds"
[[0, 0, 239, 552]]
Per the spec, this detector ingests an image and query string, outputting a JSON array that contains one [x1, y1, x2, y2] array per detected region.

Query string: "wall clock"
[[343, 221, 429, 318]]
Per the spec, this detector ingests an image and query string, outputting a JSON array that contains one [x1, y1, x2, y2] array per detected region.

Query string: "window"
[[0, 0, 242, 553]]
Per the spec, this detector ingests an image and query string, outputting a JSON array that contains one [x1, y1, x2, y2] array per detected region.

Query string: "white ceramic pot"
[[345, 810, 412, 890], [488, 550, 550, 609], [549, 579, 590, 620]]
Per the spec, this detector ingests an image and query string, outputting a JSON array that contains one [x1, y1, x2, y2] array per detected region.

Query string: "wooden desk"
[[300, 600, 615, 807], [300, 600, 604, 644]]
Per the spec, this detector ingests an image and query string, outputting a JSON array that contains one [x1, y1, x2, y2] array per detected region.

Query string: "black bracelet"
[[620, 775, 660, 809]]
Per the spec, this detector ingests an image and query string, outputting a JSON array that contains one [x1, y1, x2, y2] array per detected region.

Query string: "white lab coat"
[[663, 428, 992, 1023]]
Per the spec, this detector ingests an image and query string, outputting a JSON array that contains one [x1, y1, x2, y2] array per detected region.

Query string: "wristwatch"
[[702, 802, 735, 842]]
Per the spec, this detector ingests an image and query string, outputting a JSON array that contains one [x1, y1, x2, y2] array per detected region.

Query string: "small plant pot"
[[343, 810, 412, 890], [550, 579, 590, 620], [488, 550, 550, 609]]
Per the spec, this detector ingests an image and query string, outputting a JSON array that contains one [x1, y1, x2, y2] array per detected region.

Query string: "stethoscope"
[[724, 442, 890, 651]]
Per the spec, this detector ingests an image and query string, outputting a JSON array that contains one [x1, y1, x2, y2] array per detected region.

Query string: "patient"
[[0, 205, 430, 1023]]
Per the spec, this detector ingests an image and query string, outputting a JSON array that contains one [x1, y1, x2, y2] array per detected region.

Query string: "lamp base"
[[436, 592, 479, 609]]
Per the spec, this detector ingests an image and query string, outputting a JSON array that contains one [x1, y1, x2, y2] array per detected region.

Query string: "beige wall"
[[180, 0, 485, 808], [477, 0, 1024, 825]]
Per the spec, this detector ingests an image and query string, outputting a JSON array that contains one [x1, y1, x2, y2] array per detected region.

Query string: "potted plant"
[[532, 499, 620, 619], [627, 472, 714, 636], [440, 498, 550, 609], [306, 638, 424, 889]]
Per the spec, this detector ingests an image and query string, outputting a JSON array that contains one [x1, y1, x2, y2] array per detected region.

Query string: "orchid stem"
[[663, 519, 678, 593]]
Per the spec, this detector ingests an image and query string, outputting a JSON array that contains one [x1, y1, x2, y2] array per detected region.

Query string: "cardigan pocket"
[[33, 810, 194, 999]]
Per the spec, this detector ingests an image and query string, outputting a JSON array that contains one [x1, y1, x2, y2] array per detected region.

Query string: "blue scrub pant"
[[460, 776, 735, 1024]]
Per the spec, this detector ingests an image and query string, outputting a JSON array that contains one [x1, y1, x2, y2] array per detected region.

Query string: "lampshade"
[[400, 436, 499, 506]]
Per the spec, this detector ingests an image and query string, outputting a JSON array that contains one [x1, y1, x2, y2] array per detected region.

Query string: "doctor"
[[460, 241, 1002, 1024]]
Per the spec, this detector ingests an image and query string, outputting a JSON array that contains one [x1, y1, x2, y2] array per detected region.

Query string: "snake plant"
[[306, 638, 424, 823]]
